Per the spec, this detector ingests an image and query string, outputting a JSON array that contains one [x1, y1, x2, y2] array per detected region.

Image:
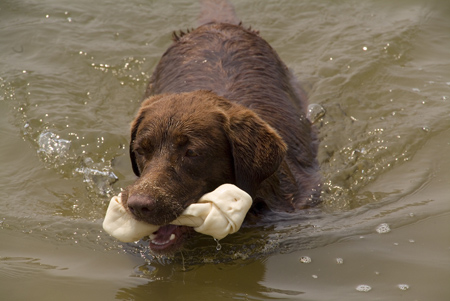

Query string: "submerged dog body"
[[122, 1, 320, 253]]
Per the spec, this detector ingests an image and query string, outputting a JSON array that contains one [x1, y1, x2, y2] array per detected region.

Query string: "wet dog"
[[122, 0, 320, 253]]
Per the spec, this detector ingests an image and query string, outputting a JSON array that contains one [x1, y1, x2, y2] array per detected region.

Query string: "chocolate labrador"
[[121, 0, 320, 253]]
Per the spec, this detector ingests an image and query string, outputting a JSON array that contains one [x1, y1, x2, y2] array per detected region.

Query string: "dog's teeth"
[[152, 239, 170, 245], [150, 234, 176, 245]]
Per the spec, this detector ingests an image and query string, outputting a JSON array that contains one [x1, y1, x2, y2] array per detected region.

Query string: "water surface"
[[1, 0, 449, 300]]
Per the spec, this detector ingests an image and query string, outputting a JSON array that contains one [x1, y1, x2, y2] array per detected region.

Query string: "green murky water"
[[1, 0, 449, 300]]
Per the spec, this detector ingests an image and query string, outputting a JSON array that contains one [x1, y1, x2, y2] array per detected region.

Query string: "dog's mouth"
[[148, 224, 190, 253]]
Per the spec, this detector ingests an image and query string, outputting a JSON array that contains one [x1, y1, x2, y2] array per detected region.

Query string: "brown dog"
[[121, 0, 320, 253]]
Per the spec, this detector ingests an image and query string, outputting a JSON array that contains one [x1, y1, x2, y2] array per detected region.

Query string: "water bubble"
[[376, 223, 391, 234], [356, 285, 372, 292], [299, 256, 312, 263], [336, 258, 344, 264], [307, 104, 326, 123], [398, 284, 409, 291]]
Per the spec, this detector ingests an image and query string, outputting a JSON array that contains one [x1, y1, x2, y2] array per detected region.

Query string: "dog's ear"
[[130, 115, 143, 177], [224, 103, 287, 197], [129, 95, 168, 177]]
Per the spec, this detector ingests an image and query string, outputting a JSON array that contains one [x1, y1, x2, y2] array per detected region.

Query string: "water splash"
[[37, 131, 71, 165], [74, 159, 118, 196]]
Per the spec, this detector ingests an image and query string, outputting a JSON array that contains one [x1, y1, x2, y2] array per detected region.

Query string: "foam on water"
[[356, 284, 372, 292], [299, 256, 312, 263], [375, 223, 391, 234], [398, 284, 410, 291]]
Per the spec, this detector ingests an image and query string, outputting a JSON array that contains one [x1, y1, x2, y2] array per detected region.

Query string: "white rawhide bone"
[[102, 194, 159, 243], [171, 184, 252, 239], [102, 184, 252, 242]]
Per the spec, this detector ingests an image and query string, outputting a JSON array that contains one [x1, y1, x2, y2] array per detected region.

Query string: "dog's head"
[[123, 90, 286, 253]]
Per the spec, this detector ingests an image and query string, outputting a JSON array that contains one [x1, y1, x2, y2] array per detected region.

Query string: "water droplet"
[[376, 223, 391, 234], [356, 285, 372, 292], [214, 238, 222, 251], [299, 256, 312, 263], [398, 284, 409, 291]]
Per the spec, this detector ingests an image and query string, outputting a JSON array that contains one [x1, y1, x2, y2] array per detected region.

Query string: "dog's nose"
[[127, 194, 157, 222]]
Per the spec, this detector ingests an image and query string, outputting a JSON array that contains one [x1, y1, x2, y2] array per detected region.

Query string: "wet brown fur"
[[123, 2, 320, 233]]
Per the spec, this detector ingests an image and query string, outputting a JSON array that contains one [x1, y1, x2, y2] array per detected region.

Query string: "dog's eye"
[[134, 147, 145, 156], [185, 149, 199, 157]]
